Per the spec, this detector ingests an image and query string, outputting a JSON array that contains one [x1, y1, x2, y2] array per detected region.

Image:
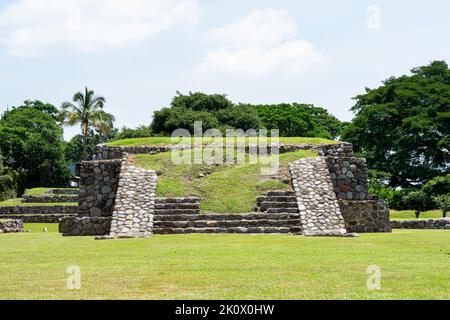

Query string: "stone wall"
[[22, 195, 78, 203], [108, 156, 157, 238], [154, 212, 302, 234], [78, 159, 121, 217], [326, 157, 368, 200], [2, 214, 75, 223], [50, 189, 79, 195], [390, 219, 450, 230], [59, 216, 112, 236], [339, 200, 391, 233], [289, 157, 350, 236], [0, 219, 24, 233], [316, 143, 354, 157], [94, 143, 351, 160], [0, 205, 77, 215]]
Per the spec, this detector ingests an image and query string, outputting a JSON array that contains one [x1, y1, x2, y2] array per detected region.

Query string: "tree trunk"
[[415, 210, 420, 219], [82, 122, 88, 161]]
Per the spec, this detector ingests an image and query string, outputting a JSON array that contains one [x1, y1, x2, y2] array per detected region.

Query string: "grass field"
[[135, 149, 316, 213], [390, 210, 444, 220], [0, 230, 448, 300], [108, 136, 337, 147]]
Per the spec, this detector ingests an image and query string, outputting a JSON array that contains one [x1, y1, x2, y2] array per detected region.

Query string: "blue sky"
[[0, 0, 449, 140]]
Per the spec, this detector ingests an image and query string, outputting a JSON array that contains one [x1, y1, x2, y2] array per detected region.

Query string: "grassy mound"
[[135, 149, 316, 213], [108, 136, 337, 147]]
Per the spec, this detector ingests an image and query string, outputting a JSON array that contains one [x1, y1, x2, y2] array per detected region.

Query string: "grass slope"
[[108, 136, 337, 147], [0, 231, 448, 299], [135, 149, 316, 213]]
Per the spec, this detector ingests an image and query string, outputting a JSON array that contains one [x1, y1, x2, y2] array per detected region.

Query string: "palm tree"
[[59, 87, 115, 160]]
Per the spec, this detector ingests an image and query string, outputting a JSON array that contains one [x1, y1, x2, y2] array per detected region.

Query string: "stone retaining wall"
[[50, 189, 79, 195], [59, 216, 111, 236], [154, 212, 302, 234], [0, 219, 24, 233], [339, 200, 391, 233], [94, 143, 351, 160], [22, 195, 78, 203], [326, 157, 368, 200], [289, 157, 349, 236], [0, 205, 77, 215], [316, 143, 354, 157], [109, 156, 157, 238], [78, 159, 121, 217], [2, 214, 76, 223], [390, 219, 450, 230]]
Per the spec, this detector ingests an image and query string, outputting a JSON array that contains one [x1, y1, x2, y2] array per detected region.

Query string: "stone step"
[[155, 203, 199, 210], [266, 208, 299, 214], [267, 191, 295, 197], [154, 219, 301, 228], [257, 196, 297, 203], [156, 197, 200, 204], [154, 209, 201, 215], [153, 226, 300, 235], [258, 201, 299, 209], [154, 213, 300, 221]]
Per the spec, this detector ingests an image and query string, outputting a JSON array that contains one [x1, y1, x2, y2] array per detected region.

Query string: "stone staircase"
[[289, 157, 351, 237], [153, 196, 302, 234], [108, 162, 157, 239], [255, 190, 299, 214]]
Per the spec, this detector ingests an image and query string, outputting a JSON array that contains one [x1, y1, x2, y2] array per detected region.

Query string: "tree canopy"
[[0, 101, 70, 190], [342, 61, 450, 187], [150, 91, 343, 138]]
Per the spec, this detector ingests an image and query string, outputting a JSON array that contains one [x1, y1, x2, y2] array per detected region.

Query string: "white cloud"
[[198, 8, 325, 76], [0, 0, 200, 56]]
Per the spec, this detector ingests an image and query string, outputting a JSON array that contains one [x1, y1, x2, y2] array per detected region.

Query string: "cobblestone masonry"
[[0, 205, 77, 215], [339, 200, 391, 233], [0, 219, 24, 233], [108, 156, 157, 238], [94, 143, 352, 160], [289, 157, 350, 236], [3, 214, 76, 223], [391, 218, 450, 230], [59, 216, 111, 236], [22, 195, 78, 203], [78, 159, 121, 217], [326, 157, 369, 200]]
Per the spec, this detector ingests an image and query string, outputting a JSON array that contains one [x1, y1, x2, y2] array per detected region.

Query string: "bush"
[[0, 174, 17, 201], [433, 194, 450, 218]]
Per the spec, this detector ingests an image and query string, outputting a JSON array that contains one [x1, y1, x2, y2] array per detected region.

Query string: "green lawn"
[[23, 223, 59, 233], [390, 210, 444, 220], [108, 136, 337, 147], [135, 149, 316, 213], [0, 230, 448, 299]]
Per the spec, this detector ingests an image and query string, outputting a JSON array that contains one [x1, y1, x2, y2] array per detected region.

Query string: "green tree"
[[59, 87, 115, 160], [402, 190, 429, 219], [342, 61, 450, 187], [254, 103, 344, 139], [0, 101, 70, 191], [64, 128, 117, 163], [433, 194, 450, 218]]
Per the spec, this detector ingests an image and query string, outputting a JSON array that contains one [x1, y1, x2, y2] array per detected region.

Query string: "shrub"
[[0, 174, 17, 201], [433, 194, 450, 218]]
